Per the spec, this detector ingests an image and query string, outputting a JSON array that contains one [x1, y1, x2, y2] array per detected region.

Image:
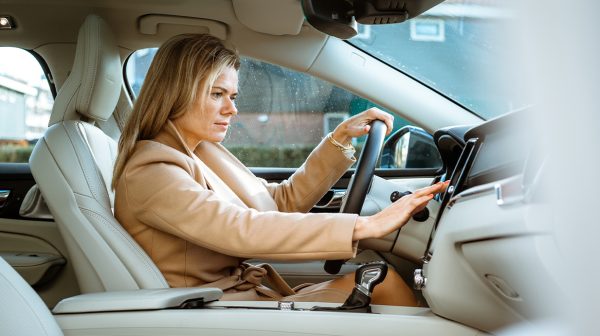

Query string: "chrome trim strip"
[[495, 176, 525, 206], [0, 189, 10, 207], [277, 301, 294, 311], [447, 184, 495, 208], [446, 175, 525, 208]]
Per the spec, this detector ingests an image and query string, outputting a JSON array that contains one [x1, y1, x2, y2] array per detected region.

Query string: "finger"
[[409, 194, 434, 211], [392, 192, 431, 210], [412, 183, 439, 197], [413, 182, 446, 197], [441, 180, 450, 192], [411, 196, 431, 215], [367, 109, 394, 135], [347, 109, 394, 136], [344, 124, 370, 137], [385, 116, 394, 135], [366, 108, 387, 122], [366, 107, 383, 117]]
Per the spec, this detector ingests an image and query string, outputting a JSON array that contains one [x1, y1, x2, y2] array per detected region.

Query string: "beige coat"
[[115, 121, 358, 300]]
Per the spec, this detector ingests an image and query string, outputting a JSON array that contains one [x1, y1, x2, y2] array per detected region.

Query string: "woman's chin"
[[208, 133, 227, 143]]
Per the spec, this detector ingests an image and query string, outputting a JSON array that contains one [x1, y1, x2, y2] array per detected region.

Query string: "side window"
[[126, 49, 411, 168], [0, 48, 54, 163]]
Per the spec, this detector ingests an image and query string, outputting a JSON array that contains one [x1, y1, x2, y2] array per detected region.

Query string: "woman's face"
[[174, 66, 239, 147]]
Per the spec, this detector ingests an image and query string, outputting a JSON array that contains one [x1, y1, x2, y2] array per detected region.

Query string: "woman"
[[113, 34, 447, 306]]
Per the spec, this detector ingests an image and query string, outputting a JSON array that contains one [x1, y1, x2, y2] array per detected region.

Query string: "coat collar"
[[153, 120, 279, 212], [153, 120, 196, 157]]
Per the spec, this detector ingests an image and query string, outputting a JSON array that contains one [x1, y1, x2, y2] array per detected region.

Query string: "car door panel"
[[253, 168, 440, 210], [0, 163, 37, 219], [0, 231, 65, 286], [359, 175, 438, 263]]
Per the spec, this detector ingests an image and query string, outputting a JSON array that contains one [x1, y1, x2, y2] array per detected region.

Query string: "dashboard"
[[420, 109, 556, 333], [436, 110, 531, 200], [427, 111, 532, 253]]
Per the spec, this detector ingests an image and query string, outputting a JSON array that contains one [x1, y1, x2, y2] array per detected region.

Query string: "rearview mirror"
[[301, 0, 358, 39], [301, 0, 443, 39], [380, 126, 443, 169]]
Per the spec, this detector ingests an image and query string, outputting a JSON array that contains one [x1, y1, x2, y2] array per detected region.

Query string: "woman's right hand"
[[352, 181, 449, 241]]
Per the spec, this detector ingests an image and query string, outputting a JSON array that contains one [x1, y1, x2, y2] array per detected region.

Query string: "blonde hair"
[[112, 34, 240, 189]]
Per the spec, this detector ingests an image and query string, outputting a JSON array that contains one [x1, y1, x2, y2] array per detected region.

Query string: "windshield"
[[349, 1, 528, 120]]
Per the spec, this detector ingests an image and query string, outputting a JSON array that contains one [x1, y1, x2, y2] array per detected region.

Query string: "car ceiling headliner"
[[0, 0, 306, 50]]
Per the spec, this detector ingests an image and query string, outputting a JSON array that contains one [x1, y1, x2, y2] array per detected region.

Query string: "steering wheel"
[[324, 120, 388, 275]]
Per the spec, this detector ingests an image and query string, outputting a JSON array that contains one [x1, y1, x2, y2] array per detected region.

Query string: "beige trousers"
[[220, 263, 417, 306]]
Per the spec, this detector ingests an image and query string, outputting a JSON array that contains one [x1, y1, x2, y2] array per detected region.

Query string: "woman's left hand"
[[331, 107, 394, 146]]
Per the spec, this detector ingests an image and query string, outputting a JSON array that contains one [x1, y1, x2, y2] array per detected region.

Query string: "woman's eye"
[[211, 92, 223, 99]]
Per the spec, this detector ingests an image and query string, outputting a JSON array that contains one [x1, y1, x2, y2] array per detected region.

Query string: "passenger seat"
[[29, 14, 168, 293]]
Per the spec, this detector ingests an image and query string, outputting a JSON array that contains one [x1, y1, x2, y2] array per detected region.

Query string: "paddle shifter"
[[312, 261, 388, 313]]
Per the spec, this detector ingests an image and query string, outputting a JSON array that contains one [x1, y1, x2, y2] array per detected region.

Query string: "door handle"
[[314, 189, 345, 209], [0, 189, 10, 207]]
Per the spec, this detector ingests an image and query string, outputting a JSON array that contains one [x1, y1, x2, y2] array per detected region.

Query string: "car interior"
[[0, 0, 557, 335]]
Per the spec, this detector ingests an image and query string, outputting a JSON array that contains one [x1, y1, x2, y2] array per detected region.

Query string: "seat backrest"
[[29, 14, 168, 293], [0, 257, 63, 336]]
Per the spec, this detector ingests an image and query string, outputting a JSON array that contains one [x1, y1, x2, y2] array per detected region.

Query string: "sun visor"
[[233, 0, 304, 36], [138, 15, 228, 40]]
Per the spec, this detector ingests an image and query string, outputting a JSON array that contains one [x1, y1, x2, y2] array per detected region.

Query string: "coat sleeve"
[[123, 149, 358, 261], [262, 137, 356, 213]]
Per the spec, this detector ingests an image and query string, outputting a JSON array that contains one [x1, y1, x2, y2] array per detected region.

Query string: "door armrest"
[[0, 252, 65, 286]]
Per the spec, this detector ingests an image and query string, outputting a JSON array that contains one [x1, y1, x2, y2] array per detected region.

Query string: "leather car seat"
[[29, 14, 168, 293], [0, 257, 63, 335]]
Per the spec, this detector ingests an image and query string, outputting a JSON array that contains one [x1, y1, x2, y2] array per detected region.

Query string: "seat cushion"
[[0, 257, 63, 336]]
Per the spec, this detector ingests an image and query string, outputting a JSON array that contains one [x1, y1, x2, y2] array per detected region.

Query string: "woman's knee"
[[371, 268, 417, 306], [300, 266, 417, 306]]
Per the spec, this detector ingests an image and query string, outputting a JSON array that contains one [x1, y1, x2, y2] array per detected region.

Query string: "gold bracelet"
[[327, 132, 354, 152]]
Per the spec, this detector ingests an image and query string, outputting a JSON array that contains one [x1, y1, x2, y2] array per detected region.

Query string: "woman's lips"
[[215, 122, 229, 130]]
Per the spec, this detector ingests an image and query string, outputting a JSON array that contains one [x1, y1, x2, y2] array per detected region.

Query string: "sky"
[[0, 47, 48, 86]]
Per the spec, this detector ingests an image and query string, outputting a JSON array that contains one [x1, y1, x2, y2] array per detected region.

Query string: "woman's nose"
[[224, 97, 238, 115]]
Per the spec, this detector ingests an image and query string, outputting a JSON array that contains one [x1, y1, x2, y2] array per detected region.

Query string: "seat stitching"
[[80, 206, 167, 284], [71, 122, 112, 208], [79, 207, 168, 287], [80, 207, 167, 286], [81, 17, 100, 111], [41, 125, 79, 196], [64, 122, 101, 202]]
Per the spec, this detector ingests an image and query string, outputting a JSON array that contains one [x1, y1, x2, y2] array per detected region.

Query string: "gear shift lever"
[[312, 261, 388, 313], [355, 261, 388, 297]]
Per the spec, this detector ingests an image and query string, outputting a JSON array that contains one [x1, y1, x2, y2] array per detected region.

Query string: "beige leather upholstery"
[[0, 257, 64, 336], [48, 14, 121, 125], [29, 14, 168, 293]]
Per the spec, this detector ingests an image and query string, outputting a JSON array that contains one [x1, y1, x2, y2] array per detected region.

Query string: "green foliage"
[[0, 144, 362, 168], [227, 145, 314, 168], [0, 144, 33, 163]]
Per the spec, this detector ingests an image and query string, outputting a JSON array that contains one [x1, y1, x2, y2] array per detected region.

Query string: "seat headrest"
[[49, 14, 121, 125]]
